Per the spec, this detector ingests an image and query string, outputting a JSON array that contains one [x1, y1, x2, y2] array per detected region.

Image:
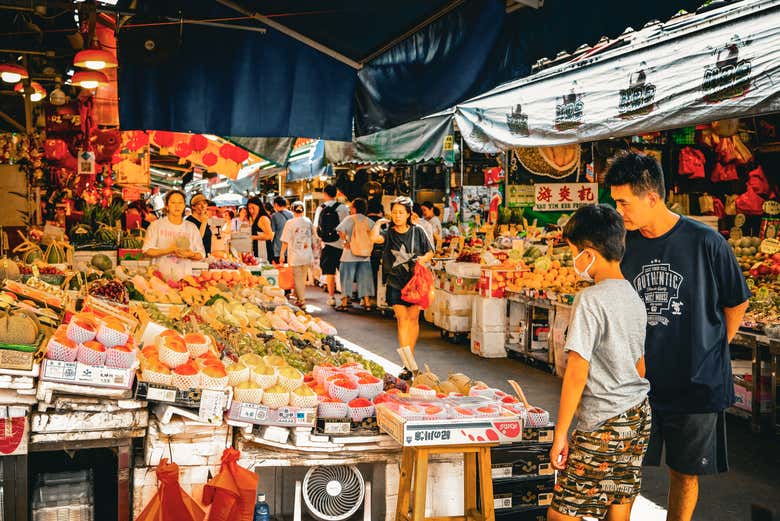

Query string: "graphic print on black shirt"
[[632, 260, 684, 326]]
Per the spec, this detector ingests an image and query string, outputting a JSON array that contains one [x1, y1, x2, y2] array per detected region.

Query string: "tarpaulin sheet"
[[455, 0, 780, 151], [325, 112, 453, 164], [287, 140, 332, 182], [118, 23, 356, 141], [228, 137, 296, 166]]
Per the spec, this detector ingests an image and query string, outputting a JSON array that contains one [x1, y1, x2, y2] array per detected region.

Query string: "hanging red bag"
[[274, 263, 294, 290], [746, 165, 770, 196], [136, 459, 206, 521], [203, 448, 259, 521], [711, 162, 738, 183], [678, 147, 705, 179], [735, 189, 765, 216], [401, 261, 434, 309]]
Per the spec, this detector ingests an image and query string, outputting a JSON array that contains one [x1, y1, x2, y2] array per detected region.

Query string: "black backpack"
[[317, 202, 341, 242]]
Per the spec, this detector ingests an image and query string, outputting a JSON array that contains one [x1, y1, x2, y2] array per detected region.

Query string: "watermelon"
[[91, 253, 113, 271]]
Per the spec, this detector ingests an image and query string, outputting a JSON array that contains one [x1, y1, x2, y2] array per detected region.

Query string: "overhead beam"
[[508, 0, 543, 10], [0, 110, 25, 132], [360, 0, 467, 65], [215, 0, 362, 69]]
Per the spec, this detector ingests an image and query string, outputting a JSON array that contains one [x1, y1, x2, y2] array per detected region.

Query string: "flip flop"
[[335, 304, 350, 312]]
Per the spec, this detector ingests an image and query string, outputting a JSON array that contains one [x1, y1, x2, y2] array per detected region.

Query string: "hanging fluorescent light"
[[72, 70, 108, 89], [14, 82, 47, 102], [0, 63, 29, 84], [74, 48, 117, 70]]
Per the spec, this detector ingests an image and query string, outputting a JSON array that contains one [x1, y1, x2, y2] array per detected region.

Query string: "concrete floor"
[[305, 288, 780, 521]]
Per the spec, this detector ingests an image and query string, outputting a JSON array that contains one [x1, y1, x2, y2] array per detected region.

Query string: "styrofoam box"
[[439, 314, 471, 333], [472, 296, 507, 330], [439, 292, 474, 317], [424, 304, 437, 324], [471, 329, 507, 358]]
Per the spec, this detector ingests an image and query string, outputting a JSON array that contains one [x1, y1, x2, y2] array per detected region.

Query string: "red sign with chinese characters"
[[533, 183, 598, 211]]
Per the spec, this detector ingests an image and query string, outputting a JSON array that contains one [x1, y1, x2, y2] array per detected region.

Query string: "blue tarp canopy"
[[116, 0, 704, 141]]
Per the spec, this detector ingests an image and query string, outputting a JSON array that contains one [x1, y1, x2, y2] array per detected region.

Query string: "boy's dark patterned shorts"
[[550, 399, 651, 520]]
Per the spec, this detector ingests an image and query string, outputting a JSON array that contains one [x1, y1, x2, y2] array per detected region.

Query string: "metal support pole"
[[22, 56, 32, 133], [459, 135, 465, 224]]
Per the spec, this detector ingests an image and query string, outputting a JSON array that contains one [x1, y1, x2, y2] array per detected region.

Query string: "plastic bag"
[[203, 448, 259, 521], [136, 459, 206, 521], [747, 165, 770, 197], [711, 162, 738, 183], [401, 262, 434, 309], [678, 147, 706, 179], [274, 263, 294, 290], [736, 189, 765, 216]]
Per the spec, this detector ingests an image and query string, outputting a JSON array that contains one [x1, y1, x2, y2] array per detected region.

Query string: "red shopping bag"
[[274, 263, 294, 290], [203, 448, 259, 521], [401, 262, 434, 309], [136, 459, 205, 521]]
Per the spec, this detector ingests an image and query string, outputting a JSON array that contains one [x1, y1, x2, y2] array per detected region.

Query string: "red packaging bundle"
[[203, 448, 259, 521], [401, 262, 434, 309], [136, 459, 205, 521], [678, 147, 706, 179]]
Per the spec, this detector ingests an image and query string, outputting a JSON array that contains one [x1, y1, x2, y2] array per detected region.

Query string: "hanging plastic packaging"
[[136, 459, 206, 521]]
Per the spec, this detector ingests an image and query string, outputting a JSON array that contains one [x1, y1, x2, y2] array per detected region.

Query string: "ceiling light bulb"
[[1, 72, 22, 83], [30, 92, 44, 102], [84, 60, 106, 70], [81, 80, 99, 89]]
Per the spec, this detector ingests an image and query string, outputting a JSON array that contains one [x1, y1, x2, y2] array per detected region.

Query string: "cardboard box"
[[134, 381, 232, 417], [489, 477, 555, 510], [491, 444, 553, 479], [376, 405, 522, 447], [41, 359, 135, 389], [522, 425, 554, 444], [733, 380, 771, 414], [479, 269, 512, 298], [472, 296, 507, 330], [495, 506, 548, 521], [225, 401, 316, 427], [0, 347, 40, 371]]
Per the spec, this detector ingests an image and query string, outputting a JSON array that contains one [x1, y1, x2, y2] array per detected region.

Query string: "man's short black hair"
[[324, 185, 338, 198], [604, 152, 665, 201], [367, 200, 383, 215], [352, 197, 367, 215], [273, 196, 288, 207], [562, 204, 626, 262], [420, 201, 434, 210]]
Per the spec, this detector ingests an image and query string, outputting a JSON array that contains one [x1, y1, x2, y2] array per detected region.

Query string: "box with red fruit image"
[[375, 394, 523, 447]]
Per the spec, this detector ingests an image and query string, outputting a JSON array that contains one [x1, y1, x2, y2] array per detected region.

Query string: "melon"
[[91, 254, 113, 272], [0, 259, 20, 281]]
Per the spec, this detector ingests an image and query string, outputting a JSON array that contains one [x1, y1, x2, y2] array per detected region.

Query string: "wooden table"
[[396, 443, 496, 521]]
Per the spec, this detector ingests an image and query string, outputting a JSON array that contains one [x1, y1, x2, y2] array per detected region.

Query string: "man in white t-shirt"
[[281, 200, 316, 308]]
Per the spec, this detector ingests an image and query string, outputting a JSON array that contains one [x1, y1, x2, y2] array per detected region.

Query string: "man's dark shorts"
[[320, 245, 342, 276], [643, 408, 728, 475]]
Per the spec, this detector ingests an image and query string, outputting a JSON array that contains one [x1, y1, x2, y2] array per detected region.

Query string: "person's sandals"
[[335, 299, 350, 312], [327, 297, 336, 306]]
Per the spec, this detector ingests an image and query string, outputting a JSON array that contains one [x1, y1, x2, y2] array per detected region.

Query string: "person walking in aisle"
[[420, 201, 442, 251], [366, 200, 386, 304], [548, 204, 651, 521], [412, 203, 435, 246], [606, 153, 750, 521], [280, 201, 316, 308], [335, 198, 375, 311], [314, 185, 349, 306], [186, 194, 212, 256], [247, 197, 273, 262], [371, 196, 433, 354], [270, 196, 293, 263]]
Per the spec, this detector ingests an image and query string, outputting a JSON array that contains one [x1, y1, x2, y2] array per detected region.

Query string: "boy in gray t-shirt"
[[549, 205, 651, 521]]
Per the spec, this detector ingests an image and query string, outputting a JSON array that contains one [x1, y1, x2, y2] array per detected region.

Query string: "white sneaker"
[[327, 297, 336, 306]]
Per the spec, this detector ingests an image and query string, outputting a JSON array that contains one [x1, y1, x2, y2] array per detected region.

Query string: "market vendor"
[[142, 190, 206, 280], [606, 153, 750, 521], [186, 193, 212, 256]]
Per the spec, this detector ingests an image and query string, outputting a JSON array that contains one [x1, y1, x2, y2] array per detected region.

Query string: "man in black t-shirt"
[[605, 153, 750, 521]]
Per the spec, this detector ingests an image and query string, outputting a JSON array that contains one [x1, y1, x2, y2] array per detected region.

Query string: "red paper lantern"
[[231, 146, 249, 164], [202, 152, 218, 167], [189, 134, 208, 152], [43, 139, 68, 161], [174, 141, 192, 158], [126, 130, 149, 152], [219, 143, 235, 160], [153, 131, 175, 148]]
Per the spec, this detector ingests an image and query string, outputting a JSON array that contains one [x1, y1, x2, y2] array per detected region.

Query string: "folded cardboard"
[[41, 359, 135, 389]]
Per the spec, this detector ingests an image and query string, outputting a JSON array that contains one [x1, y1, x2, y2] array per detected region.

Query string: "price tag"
[[199, 389, 226, 423]]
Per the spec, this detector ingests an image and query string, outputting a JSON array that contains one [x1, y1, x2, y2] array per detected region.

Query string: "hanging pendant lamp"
[[14, 82, 47, 102], [72, 70, 108, 89], [73, 48, 117, 70], [0, 63, 29, 84]]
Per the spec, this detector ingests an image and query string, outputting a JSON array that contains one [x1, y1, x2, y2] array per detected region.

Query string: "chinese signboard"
[[533, 183, 597, 211]]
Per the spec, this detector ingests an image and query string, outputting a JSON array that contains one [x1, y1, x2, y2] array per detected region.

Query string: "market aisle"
[[304, 288, 780, 521]]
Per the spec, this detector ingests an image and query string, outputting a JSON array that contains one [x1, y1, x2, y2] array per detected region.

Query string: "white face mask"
[[573, 250, 595, 282]]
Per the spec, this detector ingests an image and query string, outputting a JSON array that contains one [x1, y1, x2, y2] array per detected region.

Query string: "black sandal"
[[335, 304, 350, 312]]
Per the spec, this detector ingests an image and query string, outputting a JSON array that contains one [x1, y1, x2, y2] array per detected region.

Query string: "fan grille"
[[302, 465, 365, 521]]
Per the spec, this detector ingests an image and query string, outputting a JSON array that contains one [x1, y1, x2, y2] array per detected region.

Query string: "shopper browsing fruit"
[[280, 200, 316, 308], [335, 197, 375, 311], [370, 196, 433, 354], [247, 197, 274, 261], [548, 204, 651, 521], [314, 185, 350, 306], [606, 153, 750, 521], [142, 190, 205, 281], [186, 193, 212, 256]]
